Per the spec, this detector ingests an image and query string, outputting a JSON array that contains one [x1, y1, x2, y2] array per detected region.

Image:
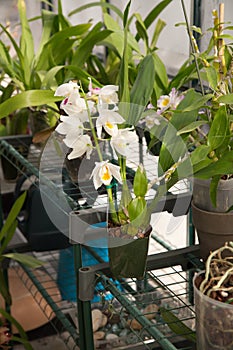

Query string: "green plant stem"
[[180, 0, 205, 96], [107, 187, 119, 224], [80, 83, 118, 223]]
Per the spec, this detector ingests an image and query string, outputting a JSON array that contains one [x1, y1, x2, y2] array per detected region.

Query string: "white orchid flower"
[[157, 88, 184, 114], [157, 94, 171, 113], [88, 77, 101, 96], [90, 160, 122, 189], [96, 110, 125, 138], [61, 92, 95, 122], [110, 128, 138, 157], [55, 81, 80, 97], [55, 115, 84, 137], [64, 134, 93, 160], [145, 114, 161, 129], [98, 85, 119, 110]]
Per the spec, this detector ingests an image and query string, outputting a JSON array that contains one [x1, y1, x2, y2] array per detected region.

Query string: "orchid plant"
[[54, 75, 189, 238], [54, 80, 150, 235]]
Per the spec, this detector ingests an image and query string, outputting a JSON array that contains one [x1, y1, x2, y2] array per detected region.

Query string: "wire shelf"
[[11, 248, 198, 350], [0, 136, 199, 350]]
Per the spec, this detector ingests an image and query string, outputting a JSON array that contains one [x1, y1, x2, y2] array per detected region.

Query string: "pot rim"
[[193, 270, 233, 309], [191, 201, 233, 217]]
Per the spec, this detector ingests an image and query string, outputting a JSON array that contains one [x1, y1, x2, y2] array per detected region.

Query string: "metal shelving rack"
[[0, 135, 202, 350]]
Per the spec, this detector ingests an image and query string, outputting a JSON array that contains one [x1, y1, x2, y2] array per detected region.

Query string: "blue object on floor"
[[57, 222, 122, 303]]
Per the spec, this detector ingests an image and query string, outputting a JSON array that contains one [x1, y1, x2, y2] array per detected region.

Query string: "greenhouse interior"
[[0, 0, 233, 349]]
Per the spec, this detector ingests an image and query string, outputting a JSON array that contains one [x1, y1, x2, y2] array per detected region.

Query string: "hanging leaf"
[[160, 307, 196, 343], [128, 55, 155, 124], [207, 106, 229, 150], [0, 90, 62, 119]]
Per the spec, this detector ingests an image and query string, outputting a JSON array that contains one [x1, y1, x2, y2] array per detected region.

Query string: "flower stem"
[[80, 83, 103, 162], [107, 187, 119, 224]]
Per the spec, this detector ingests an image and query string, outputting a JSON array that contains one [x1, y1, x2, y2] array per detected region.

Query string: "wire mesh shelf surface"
[[12, 248, 197, 350]]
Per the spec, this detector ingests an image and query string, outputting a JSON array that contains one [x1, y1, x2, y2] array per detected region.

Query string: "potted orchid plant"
[[53, 70, 191, 279]]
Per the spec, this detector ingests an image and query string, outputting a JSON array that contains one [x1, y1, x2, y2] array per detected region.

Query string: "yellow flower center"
[[105, 121, 114, 129], [161, 97, 170, 107], [101, 166, 111, 181]]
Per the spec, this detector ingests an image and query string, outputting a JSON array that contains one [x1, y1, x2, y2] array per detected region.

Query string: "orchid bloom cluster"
[[54, 80, 139, 201], [144, 88, 184, 129], [54, 80, 152, 230]]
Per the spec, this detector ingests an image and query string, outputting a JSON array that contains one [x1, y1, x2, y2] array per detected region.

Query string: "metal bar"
[[89, 245, 201, 277], [73, 244, 95, 350], [19, 263, 80, 346], [0, 139, 78, 210], [98, 274, 178, 350]]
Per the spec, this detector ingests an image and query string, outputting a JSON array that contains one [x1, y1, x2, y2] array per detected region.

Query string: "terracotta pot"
[[192, 178, 233, 212], [192, 201, 233, 260]]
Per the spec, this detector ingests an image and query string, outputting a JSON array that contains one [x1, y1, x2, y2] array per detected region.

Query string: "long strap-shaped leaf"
[[0, 90, 62, 119]]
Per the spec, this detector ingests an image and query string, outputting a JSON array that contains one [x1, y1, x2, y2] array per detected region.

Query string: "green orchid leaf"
[[170, 61, 198, 90], [0, 124, 6, 136], [0, 24, 25, 74], [10, 336, 33, 350], [0, 41, 15, 77], [195, 151, 233, 179], [65, 65, 102, 88], [128, 55, 155, 124], [153, 53, 169, 92], [217, 93, 233, 104], [0, 308, 32, 349], [190, 145, 211, 165], [0, 90, 62, 119], [160, 307, 196, 343], [119, 20, 130, 104], [0, 192, 26, 242], [135, 0, 172, 41], [71, 23, 112, 67], [134, 13, 149, 48], [133, 165, 148, 197], [210, 175, 221, 207], [0, 82, 14, 103], [35, 23, 92, 71], [151, 18, 166, 48], [176, 93, 213, 113], [3, 253, 44, 268], [205, 66, 218, 90], [104, 12, 121, 32], [0, 221, 17, 255], [207, 106, 230, 150], [123, 1, 131, 28], [18, 0, 34, 68], [68, 2, 124, 20], [37, 10, 58, 57], [41, 65, 65, 89], [0, 270, 12, 305], [159, 122, 187, 174], [177, 120, 208, 135], [128, 197, 146, 222]]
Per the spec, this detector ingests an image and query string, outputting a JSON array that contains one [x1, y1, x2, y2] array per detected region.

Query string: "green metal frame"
[[0, 137, 201, 350]]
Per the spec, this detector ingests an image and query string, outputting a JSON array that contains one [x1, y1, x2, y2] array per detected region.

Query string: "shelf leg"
[[73, 244, 95, 350]]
